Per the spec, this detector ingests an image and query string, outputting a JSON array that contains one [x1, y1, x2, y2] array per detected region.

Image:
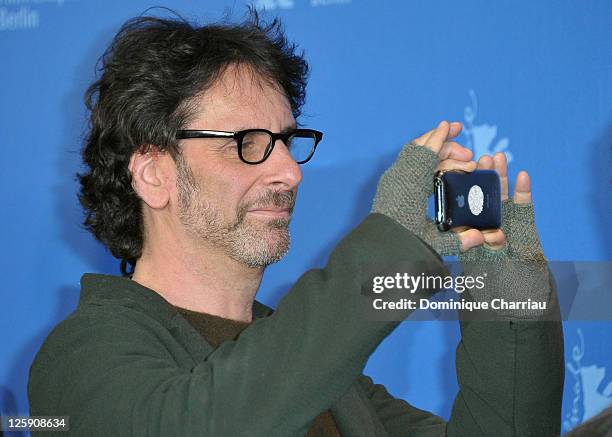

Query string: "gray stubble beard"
[[175, 154, 293, 268]]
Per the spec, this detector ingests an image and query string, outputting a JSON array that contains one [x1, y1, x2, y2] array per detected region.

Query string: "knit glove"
[[459, 198, 555, 319], [371, 143, 462, 256]]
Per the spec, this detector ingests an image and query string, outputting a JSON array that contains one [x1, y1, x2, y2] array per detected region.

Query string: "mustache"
[[235, 190, 296, 223], [249, 190, 296, 211]]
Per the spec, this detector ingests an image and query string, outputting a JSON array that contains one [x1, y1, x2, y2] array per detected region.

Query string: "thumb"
[[513, 170, 532, 204]]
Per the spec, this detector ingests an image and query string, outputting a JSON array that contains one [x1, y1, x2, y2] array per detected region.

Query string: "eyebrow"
[[281, 125, 297, 134]]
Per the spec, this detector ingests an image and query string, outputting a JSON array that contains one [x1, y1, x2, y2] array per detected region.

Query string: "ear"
[[128, 149, 172, 209]]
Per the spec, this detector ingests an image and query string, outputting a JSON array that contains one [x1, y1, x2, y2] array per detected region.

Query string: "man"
[[28, 10, 563, 436]]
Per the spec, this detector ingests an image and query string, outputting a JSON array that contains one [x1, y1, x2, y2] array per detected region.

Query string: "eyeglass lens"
[[241, 131, 315, 163]]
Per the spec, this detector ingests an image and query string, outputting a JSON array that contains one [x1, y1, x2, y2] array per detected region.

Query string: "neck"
[[132, 217, 263, 323]]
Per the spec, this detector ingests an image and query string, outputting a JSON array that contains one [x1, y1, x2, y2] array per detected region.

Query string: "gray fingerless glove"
[[459, 199, 554, 319], [371, 143, 462, 256]]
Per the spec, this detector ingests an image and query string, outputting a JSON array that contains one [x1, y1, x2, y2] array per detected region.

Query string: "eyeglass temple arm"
[[176, 130, 235, 139]]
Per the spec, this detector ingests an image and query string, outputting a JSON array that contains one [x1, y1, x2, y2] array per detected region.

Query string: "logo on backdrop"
[[255, 0, 351, 10], [462, 89, 513, 163], [0, 0, 67, 31], [563, 328, 612, 432], [255, 0, 295, 9]]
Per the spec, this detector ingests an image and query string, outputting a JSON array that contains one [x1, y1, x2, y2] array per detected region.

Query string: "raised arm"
[[366, 122, 563, 436], [29, 213, 446, 437]]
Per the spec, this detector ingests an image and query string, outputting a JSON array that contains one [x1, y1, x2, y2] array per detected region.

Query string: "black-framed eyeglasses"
[[176, 128, 323, 165]]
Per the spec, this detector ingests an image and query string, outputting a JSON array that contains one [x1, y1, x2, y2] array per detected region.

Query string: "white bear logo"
[[463, 90, 513, 163]]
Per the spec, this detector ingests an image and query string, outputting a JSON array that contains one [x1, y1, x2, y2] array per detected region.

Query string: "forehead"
[[189, 64, 295, 130]]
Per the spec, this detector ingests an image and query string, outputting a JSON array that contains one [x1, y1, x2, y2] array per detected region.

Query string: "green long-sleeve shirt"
[[28, 213, 564, 436], [173, 305, 341, 436]]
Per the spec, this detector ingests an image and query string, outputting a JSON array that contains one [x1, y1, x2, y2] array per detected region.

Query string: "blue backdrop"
[[1, 0, 611, 434]]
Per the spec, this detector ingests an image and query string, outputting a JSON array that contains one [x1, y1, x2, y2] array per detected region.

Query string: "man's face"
[[174, 65, 302, 268]]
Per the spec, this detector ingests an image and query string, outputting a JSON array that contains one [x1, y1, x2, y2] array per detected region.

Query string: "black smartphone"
[[434, 169, 501, 231]]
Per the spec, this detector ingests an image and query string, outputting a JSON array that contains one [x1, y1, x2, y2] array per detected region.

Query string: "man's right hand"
[[371, 120, 489, 255]]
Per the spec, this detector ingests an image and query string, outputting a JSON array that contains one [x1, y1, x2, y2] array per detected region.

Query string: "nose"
[[260, 138, 303, 190]]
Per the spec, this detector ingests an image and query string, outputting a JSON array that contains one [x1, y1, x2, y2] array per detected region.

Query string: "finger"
[[456, 228, 485, 252], [422, 120, 451, 154], [412, 121, 462, 147], [513, 170, 532, 204], [436, 159, 477, 173], [493, 152, 509, 200], [448, 121, 462, 139], [438, 141, 473, 161], [482, 228, 506, 250], [477, 154, 494, 169], [412, 128, 436, 147]]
